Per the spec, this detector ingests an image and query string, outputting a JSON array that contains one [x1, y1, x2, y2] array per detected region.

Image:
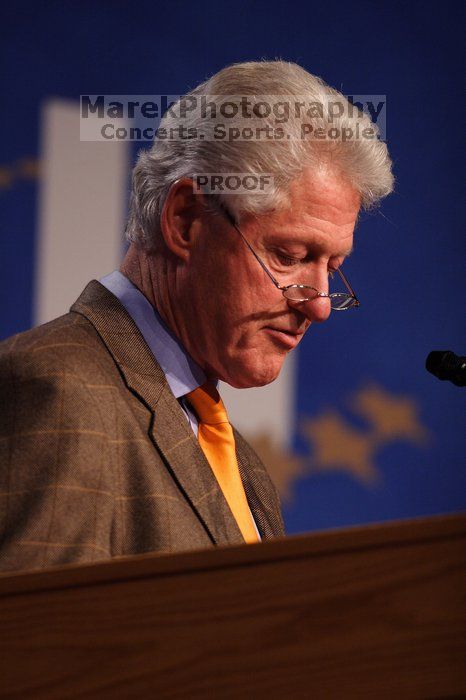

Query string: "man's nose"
[[286, 294, 332, 323], [285, 267, 332, 323]]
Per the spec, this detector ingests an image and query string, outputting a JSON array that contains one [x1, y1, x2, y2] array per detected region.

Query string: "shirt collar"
[[99, 270, 206, 398]]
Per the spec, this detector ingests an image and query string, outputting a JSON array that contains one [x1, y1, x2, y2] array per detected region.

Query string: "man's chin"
[[220, 358, 284, 389]]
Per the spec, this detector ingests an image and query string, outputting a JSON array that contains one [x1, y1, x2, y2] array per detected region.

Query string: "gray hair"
[[126, 60, 394, 250]]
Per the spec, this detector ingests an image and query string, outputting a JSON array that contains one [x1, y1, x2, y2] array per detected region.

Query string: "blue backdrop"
[[1, 0, 465, 534]]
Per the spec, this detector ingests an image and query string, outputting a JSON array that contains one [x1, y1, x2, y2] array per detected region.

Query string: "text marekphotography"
[[80, 94, 387, 142]]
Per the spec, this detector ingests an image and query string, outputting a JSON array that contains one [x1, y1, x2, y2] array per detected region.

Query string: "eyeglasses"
[[219, 206, 360, 311]]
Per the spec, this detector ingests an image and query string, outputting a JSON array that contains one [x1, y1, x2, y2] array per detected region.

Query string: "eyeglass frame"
[[217, 204, 360, 311]]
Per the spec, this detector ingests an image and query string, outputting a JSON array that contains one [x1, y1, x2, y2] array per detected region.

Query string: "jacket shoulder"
[[0, 312, 119, 385], [0, 313, 122, 572]]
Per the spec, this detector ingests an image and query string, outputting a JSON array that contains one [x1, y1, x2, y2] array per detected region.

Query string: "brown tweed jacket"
[[0, 281, 285, 573]]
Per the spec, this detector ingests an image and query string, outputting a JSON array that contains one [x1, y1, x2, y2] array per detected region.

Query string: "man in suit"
[[0, 61, 393, 572]]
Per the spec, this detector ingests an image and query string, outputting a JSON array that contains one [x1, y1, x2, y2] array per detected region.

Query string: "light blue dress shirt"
[[100, 270, 205, 434]]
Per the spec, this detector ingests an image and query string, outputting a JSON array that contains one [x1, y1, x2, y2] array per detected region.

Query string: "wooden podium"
[[1, 513, 465, 698]]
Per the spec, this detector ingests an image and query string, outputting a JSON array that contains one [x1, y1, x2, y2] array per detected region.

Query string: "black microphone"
[[426, 350, 466, 387]]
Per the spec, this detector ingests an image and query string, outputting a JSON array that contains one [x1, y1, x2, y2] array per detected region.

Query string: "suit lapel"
[[71, 280, 244, 547], [235, 429, 286, 540]]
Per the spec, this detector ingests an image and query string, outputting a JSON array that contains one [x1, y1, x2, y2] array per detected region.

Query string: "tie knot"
[[186, 382, 229, 425]]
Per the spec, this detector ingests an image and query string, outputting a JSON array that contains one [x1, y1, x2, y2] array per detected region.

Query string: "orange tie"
[[186, 382, 259, 543]]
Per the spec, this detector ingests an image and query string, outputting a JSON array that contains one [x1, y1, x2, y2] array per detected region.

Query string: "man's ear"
[[160, 178, 205, 261]]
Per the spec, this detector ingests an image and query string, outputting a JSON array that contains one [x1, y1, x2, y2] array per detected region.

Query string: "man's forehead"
[[244, 169, 360, 233], [252, 179, 359, 254], [289, 170, 360, 221]]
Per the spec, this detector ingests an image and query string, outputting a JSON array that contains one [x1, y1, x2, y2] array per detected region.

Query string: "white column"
[[35, 99, 129, 324]]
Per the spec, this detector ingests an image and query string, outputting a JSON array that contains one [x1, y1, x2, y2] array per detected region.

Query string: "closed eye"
[[277, 253, 301, 267], [274, 248, 315, 267], [275, 250, 344, 277]]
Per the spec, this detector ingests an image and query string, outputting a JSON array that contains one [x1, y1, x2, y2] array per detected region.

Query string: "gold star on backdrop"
[[17, 158, 41, 180], [0, 166, 14, 189], [350, 384, 431, 445], [250, 383, 431, 500], [0, 158, 41, 190], [301, 410, 379, 486]]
